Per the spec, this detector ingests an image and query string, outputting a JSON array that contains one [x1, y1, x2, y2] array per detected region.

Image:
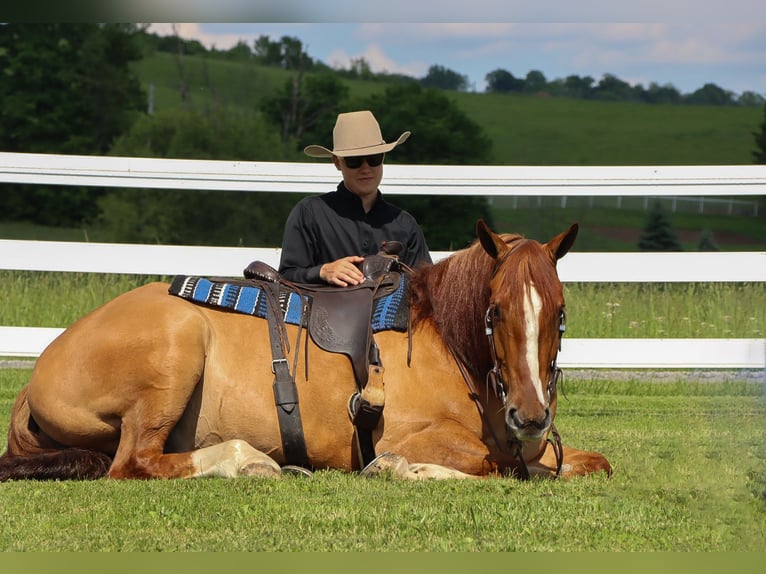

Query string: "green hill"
[[126, 53, 765, 251], [132, 52, 762, 167], [3, 52, 762, 252]]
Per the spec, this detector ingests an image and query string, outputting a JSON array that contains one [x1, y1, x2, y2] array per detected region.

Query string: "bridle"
[[451, 257, 567, 479]]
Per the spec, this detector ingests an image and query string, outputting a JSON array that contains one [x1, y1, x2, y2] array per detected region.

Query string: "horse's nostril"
[[507, 407, 551, 431]]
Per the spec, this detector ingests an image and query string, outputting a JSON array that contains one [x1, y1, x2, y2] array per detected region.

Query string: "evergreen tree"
[[753, 104, 766, 164], [637, 202, 683, 251], [696, 229, 719, 251]]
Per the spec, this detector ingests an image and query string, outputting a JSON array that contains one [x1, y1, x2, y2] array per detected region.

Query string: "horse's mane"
[[409, 233, 561, 379]]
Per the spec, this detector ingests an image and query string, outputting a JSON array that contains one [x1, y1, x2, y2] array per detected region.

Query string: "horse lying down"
[[0, 220, 611, 481]]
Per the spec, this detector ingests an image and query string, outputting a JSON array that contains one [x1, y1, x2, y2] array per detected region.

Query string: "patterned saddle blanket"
[[168, 274, 410, 334]]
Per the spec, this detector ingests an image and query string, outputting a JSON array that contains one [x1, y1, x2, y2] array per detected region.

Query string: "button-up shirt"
[[278, 182, 432, 283]]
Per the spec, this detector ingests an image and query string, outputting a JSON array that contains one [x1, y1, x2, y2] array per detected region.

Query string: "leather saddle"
[[244, 244, 404, 387]]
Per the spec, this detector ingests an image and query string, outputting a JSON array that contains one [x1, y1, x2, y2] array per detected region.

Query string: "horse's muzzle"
[[506, 407, 551, 441]]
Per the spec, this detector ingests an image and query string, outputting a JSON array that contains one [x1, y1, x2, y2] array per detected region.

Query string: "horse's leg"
[[526, 440, 613, 478], [110, 410, 283, 479], [106, 355, 284, 479], [359, 452, 482, 480]]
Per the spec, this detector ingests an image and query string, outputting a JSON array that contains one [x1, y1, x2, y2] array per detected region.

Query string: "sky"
[[147, 16, 766, 97]]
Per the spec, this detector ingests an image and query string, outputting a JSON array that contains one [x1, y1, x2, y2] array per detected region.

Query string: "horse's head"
[[477, 219, 578, 443]]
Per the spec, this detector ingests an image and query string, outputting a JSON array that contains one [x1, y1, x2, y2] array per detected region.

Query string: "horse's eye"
[[493, 306, 502, 320]]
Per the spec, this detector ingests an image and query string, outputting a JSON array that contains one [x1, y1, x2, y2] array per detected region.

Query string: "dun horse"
[[0, 221, 611, 481]]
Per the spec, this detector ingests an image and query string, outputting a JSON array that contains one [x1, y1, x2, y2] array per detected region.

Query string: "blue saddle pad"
[[168, 274, 409, 333]]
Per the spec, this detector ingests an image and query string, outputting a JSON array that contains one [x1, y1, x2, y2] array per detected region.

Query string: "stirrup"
[[281, 465, 313, 478]]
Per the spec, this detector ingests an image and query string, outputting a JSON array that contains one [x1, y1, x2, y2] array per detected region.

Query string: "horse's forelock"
[[493, 239, 563, 324]]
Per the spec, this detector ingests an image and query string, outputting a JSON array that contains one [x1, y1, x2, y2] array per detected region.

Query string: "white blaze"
[[523, 285, 547, 406]]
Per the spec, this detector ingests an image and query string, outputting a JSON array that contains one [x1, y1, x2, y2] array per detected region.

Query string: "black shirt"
[[278, 182, 432, 283]]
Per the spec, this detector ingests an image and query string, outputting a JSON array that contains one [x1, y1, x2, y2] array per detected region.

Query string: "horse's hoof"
[[239, 461, 281, 478], [281, 465, 313, 478], [359, 452, 409, 478]]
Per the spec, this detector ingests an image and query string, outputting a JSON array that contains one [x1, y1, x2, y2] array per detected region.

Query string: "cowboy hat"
[[304, 110, 410, 158]]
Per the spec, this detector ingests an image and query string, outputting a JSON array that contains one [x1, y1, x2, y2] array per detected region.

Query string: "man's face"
[[334, 154, 384, 201]]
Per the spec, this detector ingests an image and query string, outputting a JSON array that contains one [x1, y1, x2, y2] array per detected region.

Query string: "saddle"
[[244, 246, 402, 388], [244, 244, 407, 468]]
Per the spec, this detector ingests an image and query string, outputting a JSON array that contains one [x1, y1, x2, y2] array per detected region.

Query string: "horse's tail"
[[0, 386, 112, 481]]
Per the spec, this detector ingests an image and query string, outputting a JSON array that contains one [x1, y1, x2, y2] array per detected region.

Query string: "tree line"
[[154, 31, 765, 107], [0, 24, 492, 250], [1, 25, 765, 252]]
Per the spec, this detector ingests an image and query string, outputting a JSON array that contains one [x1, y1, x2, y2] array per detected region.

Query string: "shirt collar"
[[337, 182, 382, 214]]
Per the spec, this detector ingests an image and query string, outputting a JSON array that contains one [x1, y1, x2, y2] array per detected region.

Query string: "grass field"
[[1, 269, 764, 551], [133, 53, 765, 167], [2, 271, 764, 339], [0, 368, 763, 551]]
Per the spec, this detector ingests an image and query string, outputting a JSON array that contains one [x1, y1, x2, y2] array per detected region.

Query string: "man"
[[278, 110, 432, 286]]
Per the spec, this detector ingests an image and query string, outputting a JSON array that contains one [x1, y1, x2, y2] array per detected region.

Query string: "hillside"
[[123, 53, 765, 251], [132, 52, 763, 167]]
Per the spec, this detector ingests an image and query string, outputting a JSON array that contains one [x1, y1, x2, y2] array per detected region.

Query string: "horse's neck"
[[416, 252, 494, 377]]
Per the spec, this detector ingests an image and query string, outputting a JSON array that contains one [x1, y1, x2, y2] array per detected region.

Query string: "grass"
[[132, 53, 765, 167], [1, 271, 763, 339], [0, 368, 763, 551], [490, 204, 766, 252], [453, 92, 763, 166]]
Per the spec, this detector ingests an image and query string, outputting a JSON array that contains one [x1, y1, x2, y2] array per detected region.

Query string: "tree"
[[420, 65, 468, 91], [262, 73, 349, 150], [0, 23, 145, 226], [684, 83, 735, 106], [637, 202, 683, 251], [753, 104, 766, 164], [359, 83, 494, 249], [524, 70, 548, 94], [592, 73, 635, 101], [643, 82, 682, 105], [485, 69, 524, 93], [739, 91, 766, 107], [696, 229, 719, 251], [563, 75, 595, 99], [252, 35, 314, 70], [99, 107, 295, 246]]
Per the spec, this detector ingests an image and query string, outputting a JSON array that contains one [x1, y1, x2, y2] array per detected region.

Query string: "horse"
[[0, 220, 611, 481]]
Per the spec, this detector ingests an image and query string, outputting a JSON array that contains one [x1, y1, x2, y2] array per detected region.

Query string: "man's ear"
[[332, 156, 342, 171]]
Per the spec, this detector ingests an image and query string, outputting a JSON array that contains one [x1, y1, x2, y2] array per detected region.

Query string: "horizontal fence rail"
[[1, 153, 764, 371], [2, 152, 766, 196], [1, 240, 765, 282], [0, 328, 761, 370]]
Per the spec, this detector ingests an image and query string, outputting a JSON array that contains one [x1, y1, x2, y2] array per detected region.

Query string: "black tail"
[[0, 448, 112, 481]]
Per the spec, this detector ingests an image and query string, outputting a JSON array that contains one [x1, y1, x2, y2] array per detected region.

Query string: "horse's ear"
[[477, 219, 506, 260], [546, 223, 579, 261]]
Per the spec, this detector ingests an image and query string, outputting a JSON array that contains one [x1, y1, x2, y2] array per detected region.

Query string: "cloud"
[[327, 44, 428, 78]]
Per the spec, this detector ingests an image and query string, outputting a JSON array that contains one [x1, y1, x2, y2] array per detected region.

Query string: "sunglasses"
[[343, 153, 385, 169]]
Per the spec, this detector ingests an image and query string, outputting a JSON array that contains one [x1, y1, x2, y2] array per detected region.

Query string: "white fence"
[[1, 152, 764, 371]]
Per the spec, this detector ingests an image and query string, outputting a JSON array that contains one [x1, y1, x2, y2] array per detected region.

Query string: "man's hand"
[[320, 256, 365, 286]]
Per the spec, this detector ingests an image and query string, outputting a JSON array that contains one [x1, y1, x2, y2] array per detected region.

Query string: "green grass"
[[0, 368, 763, 551], [4, 54, 764, 252], [454, 92, 763, 166], [133, 53, 764, 167], [491, 205, 766, 252], [2, 271, 763, 339]]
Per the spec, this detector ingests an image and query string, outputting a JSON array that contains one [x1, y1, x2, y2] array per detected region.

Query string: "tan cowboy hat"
[[304, 110, 410, 158]]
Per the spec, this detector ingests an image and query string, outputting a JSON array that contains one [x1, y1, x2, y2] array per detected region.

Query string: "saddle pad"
[[168, 274, 409, 333]]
